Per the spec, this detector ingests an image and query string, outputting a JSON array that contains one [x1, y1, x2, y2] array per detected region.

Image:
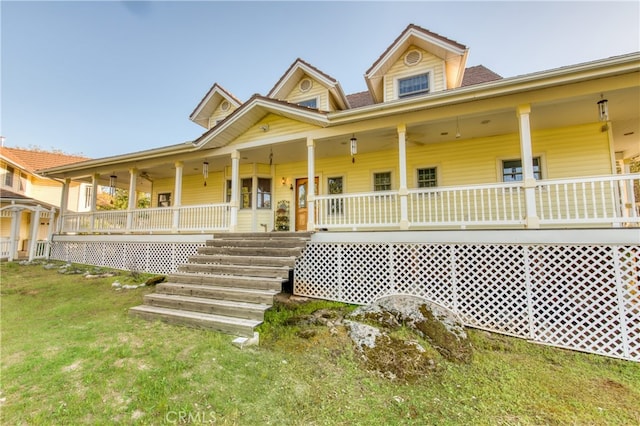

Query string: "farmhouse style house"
[[39, 24, 639, 361]]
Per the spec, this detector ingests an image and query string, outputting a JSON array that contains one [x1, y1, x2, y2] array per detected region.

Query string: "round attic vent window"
[[404, 50, 422, 66], [300, 79, 313, 92], [220, 101, 230, 111]]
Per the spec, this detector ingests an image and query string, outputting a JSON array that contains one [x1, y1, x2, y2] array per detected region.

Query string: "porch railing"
[[408, 181, 525, 227], [57, 174, 638, 234], [315, 173, 639, 229], [60, 203, 230, 234], [315, 191, 400, 228], [536, 174, 639, 225]]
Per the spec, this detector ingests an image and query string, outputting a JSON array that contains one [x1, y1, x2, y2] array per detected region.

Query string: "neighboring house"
[[38, 24, 639, 360], [0, 147, 90, 260]]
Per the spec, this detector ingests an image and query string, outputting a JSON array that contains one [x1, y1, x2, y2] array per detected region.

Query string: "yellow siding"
[[403, 122, 611, 187], [207, 103, 238, 129], [232, 114, 319, 146], [274, 123, 611, 196], [29, 177, 62, 206], [282, 76, 330, 111], [383, 47, 446, 102]]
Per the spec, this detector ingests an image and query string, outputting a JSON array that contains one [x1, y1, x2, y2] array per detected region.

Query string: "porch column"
[[229, 150, 240, 232], [517, 104, 540, 228], [126, 167, 138, 232], [397, 124, 409, 230], [91, 173, 99, 232], [172, 161, 183, 232], [8, 203, 19, 262], [28, 207, 40, 261], [46, 207, 56, 259], [307, 137, 315, 232], [58, 178, 70, 233]]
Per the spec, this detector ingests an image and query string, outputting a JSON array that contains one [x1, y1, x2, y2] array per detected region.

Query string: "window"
[[158, 192, 171, 207], [225, 180, 232, 202], [84, 186, 93, 209], [374, 172, 392, 191], [257, 178, 271, 209], [417, 167, 437, 188], [297, 98, 317, 108], [240, 178, 252, 209], [328, 176, 344, 214], [502, 158, 541, 182], [19, 172, 27, 192], [398, 73, 429, 98], [4, 165, 14, 188]]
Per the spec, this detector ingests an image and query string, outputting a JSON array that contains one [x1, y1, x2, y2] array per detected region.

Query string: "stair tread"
[[169, 272, 285, 282], [145, 293, 271, 311], [160, 282, 279, 295], [130, 305, 262, 327]]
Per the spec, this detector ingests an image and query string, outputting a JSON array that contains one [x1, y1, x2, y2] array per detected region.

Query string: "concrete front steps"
[[129, 232, 311, 337]]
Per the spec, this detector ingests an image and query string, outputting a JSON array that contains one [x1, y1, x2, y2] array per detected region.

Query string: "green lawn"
[[1, 260, 639, 425]]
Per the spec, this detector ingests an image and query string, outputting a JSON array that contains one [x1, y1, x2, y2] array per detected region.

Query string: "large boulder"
[[346, 295, 472, 379]]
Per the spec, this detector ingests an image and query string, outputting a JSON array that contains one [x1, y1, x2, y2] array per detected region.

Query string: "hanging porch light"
[[350, 135, 357, 163], [109, 174, 117, 195], [203, 161, 209, 187], [597, 95, 609, 122]]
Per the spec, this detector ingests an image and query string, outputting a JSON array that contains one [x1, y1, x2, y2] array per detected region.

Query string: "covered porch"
[[44, 60, 639, 236]]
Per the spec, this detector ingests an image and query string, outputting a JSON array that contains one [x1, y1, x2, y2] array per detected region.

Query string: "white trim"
[[52, 234, 211, 243], [310, 229, 640, 245]]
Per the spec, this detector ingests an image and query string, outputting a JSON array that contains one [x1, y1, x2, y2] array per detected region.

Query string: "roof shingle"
[[0, 147, 90, 173]]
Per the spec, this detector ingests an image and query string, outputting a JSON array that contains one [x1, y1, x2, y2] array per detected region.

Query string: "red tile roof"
[[0, 147, 90, 173]]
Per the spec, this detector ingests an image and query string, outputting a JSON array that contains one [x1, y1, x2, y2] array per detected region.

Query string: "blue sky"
[[2, 1, 639, 159]]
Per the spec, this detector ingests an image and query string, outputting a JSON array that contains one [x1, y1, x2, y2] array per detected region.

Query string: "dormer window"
[[398, 73, 430, 98], [298, 98, 318, 109]]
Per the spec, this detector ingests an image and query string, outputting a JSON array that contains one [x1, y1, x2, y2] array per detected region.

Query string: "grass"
[[1, 260, 639, 425]]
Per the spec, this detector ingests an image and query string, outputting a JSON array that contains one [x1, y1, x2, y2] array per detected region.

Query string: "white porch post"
[[307, 137, 316, 232], [517, 104, 540, 228], [91, 173, 99, 232], [58, 178, 70, 233], [8, 202, 19, 262], [172, 161, 183, 232], [28, 207, 40, 261], [126, 167, 138, 232], [46, 207, 56, 259], [229, 150, 240, 232], [397, 124, 409, 230]]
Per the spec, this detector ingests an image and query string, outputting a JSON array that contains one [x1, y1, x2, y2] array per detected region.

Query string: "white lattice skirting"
[[295, 237, 640, 362], [50, 240, 205, 275]]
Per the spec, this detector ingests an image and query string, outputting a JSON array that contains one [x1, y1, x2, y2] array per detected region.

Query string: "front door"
[[295, 177, 318, 231]]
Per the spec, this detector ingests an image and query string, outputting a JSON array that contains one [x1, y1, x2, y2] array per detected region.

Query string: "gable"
[[189, 83, 242, 129], [365, 24, 468, 103], [268, 59, 350, 111], [382, 47, 446, 102], [280, 75, 331, 110]]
